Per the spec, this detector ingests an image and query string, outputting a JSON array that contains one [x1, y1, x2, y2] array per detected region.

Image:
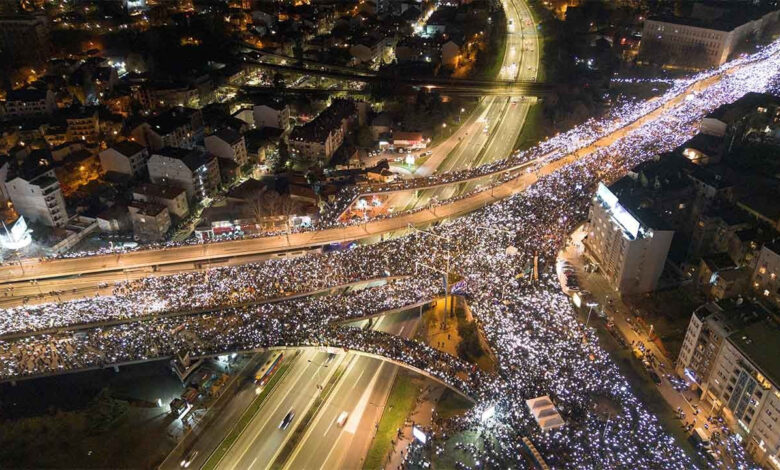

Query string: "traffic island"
[[416, 296, 497, 373]]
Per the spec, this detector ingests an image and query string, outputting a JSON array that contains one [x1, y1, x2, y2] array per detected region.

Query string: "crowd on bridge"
[[6, 34, 772, 265], [2, 34, 779, 470]]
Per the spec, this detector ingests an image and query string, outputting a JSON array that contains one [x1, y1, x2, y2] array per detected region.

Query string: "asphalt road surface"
[[214, 310, 419, 470], [282, 312, 420, 470]]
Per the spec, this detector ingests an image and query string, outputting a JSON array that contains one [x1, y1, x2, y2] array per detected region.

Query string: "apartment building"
[[253, 98, 291, 130], [128, 201, 171, 242], [131, 107, 204, 151], [288, 99, 357, 161], [204, 128, 249, 167], [132, 182, 189, 219], [1, 88, 56, 120], [64, 108, 100, 142], [584, 182, 674, 295], [147, 147, 220, 201], [677, 299, 766, 387], [99, 140, 149, 176], [752, 242, 780, 309], [6, 166, 67, 227], [700, 318, 780, 468], [640, 5, 780, 68]]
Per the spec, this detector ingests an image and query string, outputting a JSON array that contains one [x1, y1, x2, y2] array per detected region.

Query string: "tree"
[[456, 320, 483, 361], [273, 72, 285, 91], [356, 126, 374, 148]]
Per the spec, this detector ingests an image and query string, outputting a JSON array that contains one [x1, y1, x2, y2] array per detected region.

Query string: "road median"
[[202, 359, 294, 470], [269, 355, 351, 469]]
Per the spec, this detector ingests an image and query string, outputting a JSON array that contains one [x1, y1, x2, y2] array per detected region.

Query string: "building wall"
[[133, 188, 189, 219], [99, 147, 148, 176], [0, 14, 51, 66], [703, 341, 780, 468], [752, 245, 780, 308], [147, 155, 196, 199], [640, 10, 780, 68], [128, 206, 171, 242], [6, 173, 67, 227], [2, 91, 56, 120], [66, 113, 100, 142], [205, 135, 248, 166], [253, 105, 289, 130], [585, 188, 673, 295]]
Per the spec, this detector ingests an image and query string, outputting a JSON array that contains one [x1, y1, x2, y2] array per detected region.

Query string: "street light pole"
[[408, 224, 453, 325]]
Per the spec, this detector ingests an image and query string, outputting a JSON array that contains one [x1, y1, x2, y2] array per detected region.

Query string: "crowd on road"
[[0, 252, 415, 338], [7, 33, 775, 264], [2, 35, 779, 470]]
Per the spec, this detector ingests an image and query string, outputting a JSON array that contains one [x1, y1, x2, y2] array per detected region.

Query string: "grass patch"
[[513, 102, 545, 151], [435, 389, 474, 420], [270, 359, 348, 469], [363, 373, 420, 470], [475, 16, 508, 81], [202, 362, 292, 470]]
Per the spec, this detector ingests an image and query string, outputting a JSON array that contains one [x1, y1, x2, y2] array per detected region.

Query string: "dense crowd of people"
[[2, 34, 778, 470], [14, 33, 775, 263]]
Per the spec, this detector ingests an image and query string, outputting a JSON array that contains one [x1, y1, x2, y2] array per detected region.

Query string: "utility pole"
[[409, 223, 453, 330]]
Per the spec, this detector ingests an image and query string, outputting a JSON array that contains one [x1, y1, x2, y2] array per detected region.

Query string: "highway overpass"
[[0, 68, 733, 285]]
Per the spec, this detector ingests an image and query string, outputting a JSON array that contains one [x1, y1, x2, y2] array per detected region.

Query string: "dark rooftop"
[[731, 317, 780, 387], [707, 92, 780, 123], [111, 140, 145, 157], [6, 88, 48, 102], [290, 99, 357, 144], [701, 252, 737, 272], [133, 182, 186, 200], [155, 147, 213, 172], [147, 107, 199, 136], [212, 128, 243, 146]]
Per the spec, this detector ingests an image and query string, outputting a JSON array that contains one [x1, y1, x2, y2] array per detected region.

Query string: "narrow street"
[[557, 226, 740, 469]]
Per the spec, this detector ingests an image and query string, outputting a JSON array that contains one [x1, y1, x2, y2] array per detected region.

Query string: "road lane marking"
[[352, 370, 365, 390], [225, 349, 315, 470], [344, 363, 385, 434]]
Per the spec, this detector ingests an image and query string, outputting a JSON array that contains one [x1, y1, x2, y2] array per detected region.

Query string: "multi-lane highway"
[[282, 312, 420, 470], [211, 309, 420, 470], [0, 0, 540, 295], [415, 0, 539, 178], [218, 348, 343, 470]]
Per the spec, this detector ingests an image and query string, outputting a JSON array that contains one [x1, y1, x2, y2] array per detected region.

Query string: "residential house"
[[133, 182, 189, 220], [147, 147, 220, 201], [99, 140, 148, 176]]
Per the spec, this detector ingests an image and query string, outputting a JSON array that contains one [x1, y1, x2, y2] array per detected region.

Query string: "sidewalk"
[[386, 384, 444, 470], [558, 228, 736, 468]]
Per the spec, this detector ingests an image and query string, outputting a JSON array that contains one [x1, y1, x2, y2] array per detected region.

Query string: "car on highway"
[[336, 411, 349, 427], [280, 409, 295, 429], [180, 450, 198, 468]]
